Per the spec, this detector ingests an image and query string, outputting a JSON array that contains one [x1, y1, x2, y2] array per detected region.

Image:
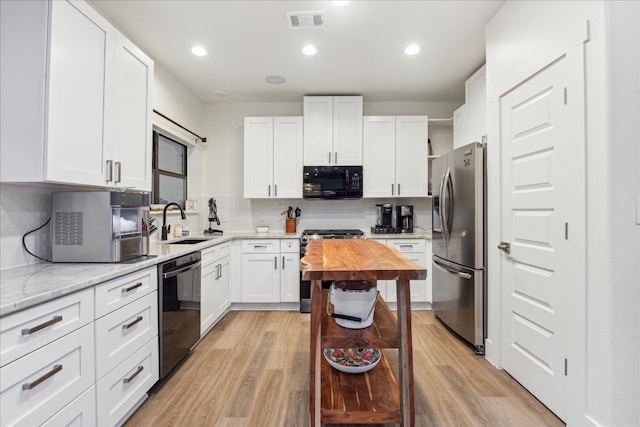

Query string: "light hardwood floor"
[[125, 310, 564, 426]]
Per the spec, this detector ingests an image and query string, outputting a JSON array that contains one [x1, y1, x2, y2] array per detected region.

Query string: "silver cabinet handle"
[[106, 160, 113, 183], [268, 185, 271, 197], [498, 242, 511, 254], [218, 264, 222, 279], [274, 256, 277, 269], [397, 183, 401, 195], [334, 152, 337, 164], [122, 316, 143, 330], [282, 256, 285, 269], [22, 315, 63, 335], [391, 184, 394, 195], [253, 244, 267, 249], [275, 184, 278, 197], [399, 244, 413, 249], [328, 152, 332, 164], [22, 364, 63, 390], [122, 282, 143, 294], [115, 161, 122, 184], [123, 366, 143, 384]]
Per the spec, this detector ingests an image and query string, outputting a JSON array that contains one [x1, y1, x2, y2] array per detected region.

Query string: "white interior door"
[[500, 52, 585, 421]]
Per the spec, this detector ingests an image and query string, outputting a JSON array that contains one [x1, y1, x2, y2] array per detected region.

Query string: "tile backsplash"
[[1, 183, 55, 270]]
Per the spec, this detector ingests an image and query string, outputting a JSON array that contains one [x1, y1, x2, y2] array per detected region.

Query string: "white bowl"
[[323, 348, 381, 374], [256, 226, 269, 234]]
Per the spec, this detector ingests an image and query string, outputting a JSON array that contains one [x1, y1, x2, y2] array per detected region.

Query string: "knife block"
[[285, 218, 296, 234]]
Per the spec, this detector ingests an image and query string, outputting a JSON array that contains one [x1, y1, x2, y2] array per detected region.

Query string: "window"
[[152, 131, 187, 208]]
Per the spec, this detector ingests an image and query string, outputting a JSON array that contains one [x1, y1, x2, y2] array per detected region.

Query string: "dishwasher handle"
[[162, 260, 202, 279]]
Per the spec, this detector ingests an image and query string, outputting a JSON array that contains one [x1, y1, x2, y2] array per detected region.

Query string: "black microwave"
[[303, 166, 363, 199]]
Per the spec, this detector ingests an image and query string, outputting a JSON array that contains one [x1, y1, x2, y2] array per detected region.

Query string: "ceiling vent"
[[287, 11, 325, 29]]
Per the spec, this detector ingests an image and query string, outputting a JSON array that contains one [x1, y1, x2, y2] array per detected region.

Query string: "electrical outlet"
[[275, 202, 285, 209]]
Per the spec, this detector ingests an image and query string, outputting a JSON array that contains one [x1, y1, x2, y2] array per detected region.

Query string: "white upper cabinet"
[[244, 117, 303, 198], [452, 104, 468, 149], [363, 116, 428, 198], [111, 32, 153, 190], [464, 65, 487, 144], [303, 96, 363, 166], [0, 0, 153, 191]]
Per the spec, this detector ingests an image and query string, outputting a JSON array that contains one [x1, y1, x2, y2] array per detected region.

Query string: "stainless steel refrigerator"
[[431, 141, 486, 354]]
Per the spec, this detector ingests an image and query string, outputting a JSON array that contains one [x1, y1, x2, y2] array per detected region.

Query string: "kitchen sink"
[[168, 238, 210, 245]]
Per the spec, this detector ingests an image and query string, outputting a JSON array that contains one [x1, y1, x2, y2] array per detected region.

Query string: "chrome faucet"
[[161, 202, 187, 240]]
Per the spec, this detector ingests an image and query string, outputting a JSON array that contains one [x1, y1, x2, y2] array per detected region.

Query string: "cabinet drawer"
[[96, 336, 159, 427], [95, 291, 158, 380], [41, 385, 96, 427], [387, 239, 426, 253], [241, 239, 280, 253], [0, 324, 95, 427], [281, 239, 300, 253], [0, 288, 93, 367], [94, 267, 157, 318], [202, 242, 231, 266]]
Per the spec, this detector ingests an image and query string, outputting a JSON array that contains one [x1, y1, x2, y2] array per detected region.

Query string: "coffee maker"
[[372, 203, 397, 233], [395, 205, 414, 233]]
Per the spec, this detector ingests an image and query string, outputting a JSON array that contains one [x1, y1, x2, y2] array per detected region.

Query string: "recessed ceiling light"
[[404, 44, 421, 55], [302, 44, 318, 55], [265, 75, 287, 85], [214, 89, 228, 97], [191, 46, 207, 57]]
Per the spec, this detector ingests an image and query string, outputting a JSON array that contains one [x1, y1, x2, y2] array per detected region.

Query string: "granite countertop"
[[0, 230, 431, 317]]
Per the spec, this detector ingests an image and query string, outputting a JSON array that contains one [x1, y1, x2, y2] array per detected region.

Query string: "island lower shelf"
[[320, 349, 401, 424], [320, 289, 401, 424]]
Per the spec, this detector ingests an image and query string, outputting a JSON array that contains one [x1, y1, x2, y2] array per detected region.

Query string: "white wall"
[[485, 1, 639, 425], [199, 101, 458, 233]]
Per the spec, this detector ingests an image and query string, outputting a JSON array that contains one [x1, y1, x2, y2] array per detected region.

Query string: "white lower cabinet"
[[96, 337, 159, 427], [42, 385, 96, 427], [241, 239, 300, 304], [372, 239, 428, 303], [0, 324, 95, 426], [280, 239, 300, 302], [94, 266, 159, 427], [201, 243, 232, 334], [94, 291, 158, 379]]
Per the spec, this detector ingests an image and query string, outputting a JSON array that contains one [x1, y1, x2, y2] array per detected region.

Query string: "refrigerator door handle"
[[440, 167, 452, 242], [433, 258, 472, 279]]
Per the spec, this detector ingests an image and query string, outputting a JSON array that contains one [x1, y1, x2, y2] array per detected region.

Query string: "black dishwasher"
[[155, 251, 201, 388]]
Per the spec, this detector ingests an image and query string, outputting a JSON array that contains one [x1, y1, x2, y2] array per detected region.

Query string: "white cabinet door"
[[384, 239, 427, 303], [280, 252, 300, 302], [395, 116, 428, 197], [244, 117, 273, 198], [332, 96, 363, 165], [214, 256, 231, 316], [363, 116, 428, 198], [241, 254, 280, 302], [303, 96, 334, 165], [303, 96, 363, 166], [452, 104, 467, 149], [46, 0, 114, 186], [363, 116, 396, 197], [111, 32, 153, 191], [200, 262, 216, 335], [465, 65, 487, 144], [273, 117, 303, 198]]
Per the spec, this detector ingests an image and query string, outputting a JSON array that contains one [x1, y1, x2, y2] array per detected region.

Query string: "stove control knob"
[[301, 235, 309, 244]]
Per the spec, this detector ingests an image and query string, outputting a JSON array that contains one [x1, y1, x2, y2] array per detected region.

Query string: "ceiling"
[[89, 0, 505, 104]]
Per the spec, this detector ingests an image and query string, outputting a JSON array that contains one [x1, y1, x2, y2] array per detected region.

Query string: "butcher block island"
[[300, 239, 427, 426]]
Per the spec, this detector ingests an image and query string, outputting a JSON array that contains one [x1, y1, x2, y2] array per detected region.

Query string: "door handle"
[[497, 242, 511, 254]]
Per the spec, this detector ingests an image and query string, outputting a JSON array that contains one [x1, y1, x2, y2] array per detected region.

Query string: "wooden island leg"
[[396, 279, 415, 426], [310, 279, 322, 426]]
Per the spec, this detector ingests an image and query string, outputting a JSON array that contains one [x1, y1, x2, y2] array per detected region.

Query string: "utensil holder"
[[285, 218, 296, 234]]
